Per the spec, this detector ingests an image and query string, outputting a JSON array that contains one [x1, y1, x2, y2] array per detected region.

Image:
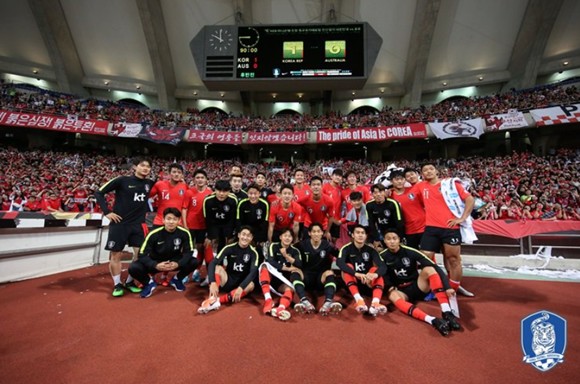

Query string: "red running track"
[[0, 265, 578, 384]]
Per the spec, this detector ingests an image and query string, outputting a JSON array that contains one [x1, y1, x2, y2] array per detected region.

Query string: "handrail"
[[0, 241, 100, 260]]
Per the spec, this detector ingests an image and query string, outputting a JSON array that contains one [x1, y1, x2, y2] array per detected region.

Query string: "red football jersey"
[[150, 180, 188, 225], [391, 184, 425, 234], [415, 180, 471, 229], [268, 201, 303, 231], [299, 194, 335, 230], [293, 183, 312, 203], [182, 186, 213, 230], [322, 182, 343, 220]]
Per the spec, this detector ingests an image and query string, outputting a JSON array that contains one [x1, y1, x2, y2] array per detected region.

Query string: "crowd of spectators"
[[1, 146, 578, 221], [1, 81, 579, 132]]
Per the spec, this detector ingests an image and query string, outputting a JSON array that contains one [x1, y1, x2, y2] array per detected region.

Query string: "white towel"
[[441, 178, 478, 244], [259, 262, 295, 296]]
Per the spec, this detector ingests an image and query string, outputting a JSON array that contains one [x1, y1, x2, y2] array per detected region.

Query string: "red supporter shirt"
[[391, 185, 425, 234], [41, 198, 62, 211], [150, 180, 188, 226], [73, 189, 88, 204], [322, 182, 343, 220], [299, 194, 335, 230], [341, 185, 371, 213], [268, 201, 303, 231], [24, 200, 43, 211], [182, 187, 213, 229], [416, 180, 470, 229]]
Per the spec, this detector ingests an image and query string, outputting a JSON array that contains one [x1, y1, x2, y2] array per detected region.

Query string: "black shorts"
[[105, 223, 146, 251], [396, 280, 428, 302], [207, 224, 235, 241], [189, 229, 207, 244], [270, 271, 293, 291], [302, 271, 327, 291], [221, 274, 246, 292], [419, 226, 462, 252], [404, 232, 424, 249]]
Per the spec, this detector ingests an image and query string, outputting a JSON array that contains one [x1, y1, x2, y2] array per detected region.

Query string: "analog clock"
[[208, 27, 234, 52], [238, 27, 260, 48]]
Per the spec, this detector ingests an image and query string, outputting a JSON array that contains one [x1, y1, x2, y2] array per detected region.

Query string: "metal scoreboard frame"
[[190, 22, 382, 91]]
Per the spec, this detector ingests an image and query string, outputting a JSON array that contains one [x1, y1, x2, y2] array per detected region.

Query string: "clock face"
[[238, 27, 260, 48], [208, 28, 233, 52]]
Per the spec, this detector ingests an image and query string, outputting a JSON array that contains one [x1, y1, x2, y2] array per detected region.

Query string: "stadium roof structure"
[[1, 0, 579, 110]]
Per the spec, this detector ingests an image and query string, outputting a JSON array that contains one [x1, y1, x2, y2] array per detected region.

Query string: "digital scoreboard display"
[[235, 24, 365, 79]]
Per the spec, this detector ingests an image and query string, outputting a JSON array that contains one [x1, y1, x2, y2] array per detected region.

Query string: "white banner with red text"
[[109, 122, 143, 138], [485, 109, 528, 131]]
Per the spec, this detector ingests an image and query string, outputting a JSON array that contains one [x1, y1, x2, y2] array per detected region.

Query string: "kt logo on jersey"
[[521, 310, 566, 372]]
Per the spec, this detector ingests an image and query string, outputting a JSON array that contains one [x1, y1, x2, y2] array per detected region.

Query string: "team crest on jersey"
[[320, 250, 326, 258], [321, 205, 327, 211], [408, 193, 415, 200], [288, 213, 294, 219], [179, 190, 184, 196], [144, 184, 150, 192], [107, 241, 116, 249], [362, 252, 370, 262], [173, 238, 181, 249], [522, 310, 566, 372], [402, 257, 411, 267], [243, 253, 251, 263], [384, 210, 391, 217], [224, 205, 230, 212]]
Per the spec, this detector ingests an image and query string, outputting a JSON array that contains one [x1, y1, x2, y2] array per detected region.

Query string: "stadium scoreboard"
[[190, 23, 382, 91]]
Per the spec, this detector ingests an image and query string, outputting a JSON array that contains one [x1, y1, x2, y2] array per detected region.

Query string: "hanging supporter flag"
[[246, 131, 307, 144], [485, 109, 528, 131], [317, 123, 427, 143], [185, 129, 243, 144], [0, 110, 108, 136], [138, 125, 185, 145], [428, 118, 484, 140], [530, 103, 580, 126], [109, 122, 143, 138]]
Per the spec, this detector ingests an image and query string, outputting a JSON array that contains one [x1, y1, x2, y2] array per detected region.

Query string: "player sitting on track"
[[290, 223, 342, 316], [336, 225, 388, 316], [128, 208, 197, 298], [259, 228, 302, 321], [197, 226, 259, 314], [380, 229, 460, 336]]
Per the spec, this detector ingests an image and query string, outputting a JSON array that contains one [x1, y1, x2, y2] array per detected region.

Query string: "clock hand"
[[211, 34, 224, 43]]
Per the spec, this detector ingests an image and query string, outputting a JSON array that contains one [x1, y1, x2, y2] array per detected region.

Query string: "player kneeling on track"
[[128, 208, 197, 298], [380, 229, 461, 336], [337, 225, 388, 316], [291, 223, 342, 316], [259, 229, 301, 321], [198, 226, 259, 314]]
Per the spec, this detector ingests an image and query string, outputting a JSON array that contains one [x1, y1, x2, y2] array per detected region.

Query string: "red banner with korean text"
[[185, 130, 243, 144], [317, 123, 427, 143], [246, 131, 307, 145], [0, 110, 109, 135]]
